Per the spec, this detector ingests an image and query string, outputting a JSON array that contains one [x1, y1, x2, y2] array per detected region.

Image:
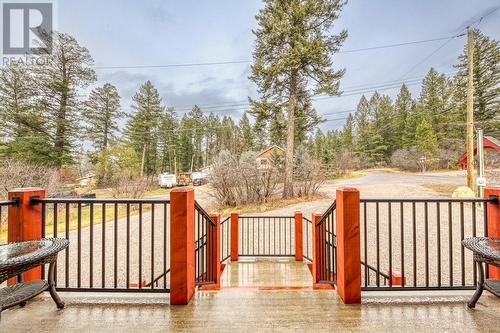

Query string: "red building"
[[457, 135, 500, 169]]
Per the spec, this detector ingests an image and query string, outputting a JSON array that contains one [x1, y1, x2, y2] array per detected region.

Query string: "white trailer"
[[158, 173, 177, 188]]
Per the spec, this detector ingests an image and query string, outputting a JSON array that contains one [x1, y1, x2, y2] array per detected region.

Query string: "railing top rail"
[[33, 198, 170, 204], [360, 197, 497, 203], [316, 200, 336, 225], [220, 216, 230, 224], [194, 201, 216, 226], [0, 198, 18, 206], [238, 215, 295, 219], [303, 216, 312, 223]]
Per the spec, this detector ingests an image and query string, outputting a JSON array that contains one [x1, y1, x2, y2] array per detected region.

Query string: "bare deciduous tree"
[[0, 159, 66, 199]]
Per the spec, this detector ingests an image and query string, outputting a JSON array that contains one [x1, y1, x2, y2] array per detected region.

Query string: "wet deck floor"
[[1, 259, 499, 332]]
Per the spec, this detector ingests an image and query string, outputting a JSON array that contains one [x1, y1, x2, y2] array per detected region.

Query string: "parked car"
[[192, 171, 208, 186], [159, 173, 177, 188]]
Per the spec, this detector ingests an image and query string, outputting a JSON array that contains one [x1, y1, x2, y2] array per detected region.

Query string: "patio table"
[[462, 237, 500, 308], [0, 238, 69, 318]]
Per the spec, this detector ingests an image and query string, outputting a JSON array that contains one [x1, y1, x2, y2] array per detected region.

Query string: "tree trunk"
[[283, 74, 298, 199]]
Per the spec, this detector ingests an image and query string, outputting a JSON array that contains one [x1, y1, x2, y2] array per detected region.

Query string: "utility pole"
[[477, 129, 485, 198], [466, 27, 475, 191]]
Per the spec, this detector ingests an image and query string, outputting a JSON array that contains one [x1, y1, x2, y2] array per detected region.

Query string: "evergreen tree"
[[239, 112, 255, 152], [419, 68, 454, 144], [0, 65, 53, 164], [454, 29, 499, 136], [341, 113, 354, 147], [250, 0, 347, 198], [125, 81, 164, 175], [35, 31, 96, 167], [415, 118, 438, 157], [157, 107, 178, 173], [205, 112, 221, 166], [393, 84, 413, 149], [83, 83, 122, 153]]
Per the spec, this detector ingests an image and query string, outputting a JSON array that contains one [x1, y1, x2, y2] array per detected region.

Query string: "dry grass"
[[217, 192, 329, 217], [333, 172, 363, 180], [422, 183, 460, 196]]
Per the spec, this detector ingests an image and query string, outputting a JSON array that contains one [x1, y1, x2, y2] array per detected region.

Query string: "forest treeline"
[[0, 29, 498, 187]]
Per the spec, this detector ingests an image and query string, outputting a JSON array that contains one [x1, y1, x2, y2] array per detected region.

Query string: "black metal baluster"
[[472, 202, 477, 284], [424, 202, 428, 287], [279, 217, 282, 256], [114, 203, 118, 289], [274, 217, 277, 255], [77, 203, 82, 288], [364, 202, 367, 287], [151, 204, 155, 289], [139, 203, 143, 288], [65, 203, 69, 288], [449, 202, 453, 287], [460, 202, 465, 286], [400, 202, 405, 287], [376, 202, 380, 287], [412, 202, 416, 287], [90, 203, 94, 288], [437, 202, 441, 288], [388, 202, 392, 287], [102, 203, 106, 288], [257, 217, 260, 256], [53, 203, 58, 286], [163, 202, 167, 289], [41, 203, 46, 279], [126, 203, 130, 288]]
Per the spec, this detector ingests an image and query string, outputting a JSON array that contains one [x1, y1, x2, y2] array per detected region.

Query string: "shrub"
[[390, 147, 420, 171], [294, 147, 325, 197], [209, 150, 279, 206], [110, 171, 151, 198], [0, 159, 66, 199]]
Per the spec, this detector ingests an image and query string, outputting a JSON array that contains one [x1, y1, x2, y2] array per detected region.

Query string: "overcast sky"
[[58, 0, 500, 131]]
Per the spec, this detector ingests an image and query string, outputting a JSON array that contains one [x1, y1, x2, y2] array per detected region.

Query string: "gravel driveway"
[[47, 170, 494, 290]]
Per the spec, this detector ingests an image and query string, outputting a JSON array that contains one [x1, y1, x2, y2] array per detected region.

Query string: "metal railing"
[[238, 216, 295, 257], [33, 197, 171, 293], [360, 197, 496, 291], [0, 198, 18, 245], [303, 216, 313, 261], [220, 216, 230, 262], [315, 201, 337, 285], [194, 202, 217, 285]]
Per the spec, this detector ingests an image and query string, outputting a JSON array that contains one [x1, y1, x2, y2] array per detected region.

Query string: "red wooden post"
[[230, 212, 239, 261], [8, 187, 45, 284], [484, 187, 500, 279], [294, 211, 303, 261], [170, 188, 195, 305], [199, 213, 221, 290], [311, 213, 322, 285], [336, 188, 361, 304]]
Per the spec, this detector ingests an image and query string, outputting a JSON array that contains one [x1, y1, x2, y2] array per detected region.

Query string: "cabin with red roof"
[[457, 136, 500, 169]]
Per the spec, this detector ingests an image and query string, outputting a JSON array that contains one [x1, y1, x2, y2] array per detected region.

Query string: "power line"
[[167, 72, 457, 114], [93, 35, 465, 70], [340, 36, 460, 53], [398, 6, 499, 80], [397, 33, 465, 80], [94, 60, 251, 70]]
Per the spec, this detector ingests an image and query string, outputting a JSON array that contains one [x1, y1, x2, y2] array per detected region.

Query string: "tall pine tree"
[[250, 0, 347, 198]]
